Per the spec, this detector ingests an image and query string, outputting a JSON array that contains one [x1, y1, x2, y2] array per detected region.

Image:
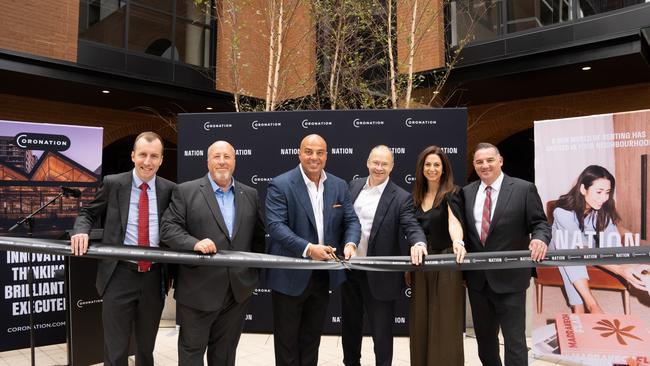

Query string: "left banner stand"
[[0, 120, 102, 353]]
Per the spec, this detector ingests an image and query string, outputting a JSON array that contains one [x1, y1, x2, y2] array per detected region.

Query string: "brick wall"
[[0, 94, 176, 147], [466, 83, 650, 148], [0, 0, 79, 62], [396, 0, 445, 74], [215, 0, 315, 101]]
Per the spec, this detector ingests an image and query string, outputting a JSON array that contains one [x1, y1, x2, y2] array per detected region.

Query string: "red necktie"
[[480, 186, 492, 245], [137, 182, 152, 272]]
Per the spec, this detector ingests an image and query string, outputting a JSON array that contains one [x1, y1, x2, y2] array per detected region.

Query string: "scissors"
[[326, 245, 351, 270]]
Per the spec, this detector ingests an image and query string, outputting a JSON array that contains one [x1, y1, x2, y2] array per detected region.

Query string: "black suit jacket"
[[160, 176, 266, 312], [349, 178, 426, 301], [461, 174, 551, 293], [72, 171, 175, 296]]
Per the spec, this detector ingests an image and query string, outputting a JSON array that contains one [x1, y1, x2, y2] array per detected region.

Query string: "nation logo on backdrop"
[[235, 148, 253, 156], [183, 149, 204, 157], [279, 148, 299, 155], [330, 147, 354, 155]]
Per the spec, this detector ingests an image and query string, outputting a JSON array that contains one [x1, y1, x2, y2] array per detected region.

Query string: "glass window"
[[128, 4, 174, 58], [176, 0, 210, 23], [175, 0, 211, 66], [132, 0, 173, 14], [449, 0, 646, 46], [175, 20, 210, 66], [578, 0, 645, 18], [451, 0, 503, 46], [79, 0, 126, 48]]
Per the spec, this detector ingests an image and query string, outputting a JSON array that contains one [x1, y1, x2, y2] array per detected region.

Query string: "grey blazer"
[[160, 176, 266, 311]]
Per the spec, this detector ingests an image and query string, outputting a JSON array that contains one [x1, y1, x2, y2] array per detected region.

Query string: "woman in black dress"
[[407, 145, 466, 366]]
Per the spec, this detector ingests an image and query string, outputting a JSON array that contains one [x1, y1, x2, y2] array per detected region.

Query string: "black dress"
[[409, 191, 465, 366]]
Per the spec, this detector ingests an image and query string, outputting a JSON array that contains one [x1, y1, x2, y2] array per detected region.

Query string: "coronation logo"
[[14, 133, 70, 151], [252, 288, 271, 295], [251, 175, 272, 185], [404, 174, 416, 185], [352, 118, 384, 128], [405, 118, 436, 127], [301, 119, 333, 129], [203, 122, 232, 131], [76, 298, 102, 309], [251, 120, 282, 130]]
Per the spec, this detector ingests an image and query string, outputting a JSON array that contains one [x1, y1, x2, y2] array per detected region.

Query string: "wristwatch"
[[453, 239, 465, 247]]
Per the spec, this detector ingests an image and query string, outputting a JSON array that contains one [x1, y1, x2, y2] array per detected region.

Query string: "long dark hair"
[[556, 165, 620, 232], [412, 146, 456, 208]]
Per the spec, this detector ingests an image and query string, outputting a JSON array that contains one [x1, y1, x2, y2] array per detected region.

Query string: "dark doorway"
[[466, 128, 535, 183], [497, 128, 534, 182]]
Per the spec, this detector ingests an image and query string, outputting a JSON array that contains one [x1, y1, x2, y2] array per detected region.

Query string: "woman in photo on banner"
[[549, 165, 650, 313]]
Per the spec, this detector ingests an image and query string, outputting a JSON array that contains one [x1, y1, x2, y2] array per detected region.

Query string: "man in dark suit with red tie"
[[70, 131, 175, 366], [461, 142, 551, 366]]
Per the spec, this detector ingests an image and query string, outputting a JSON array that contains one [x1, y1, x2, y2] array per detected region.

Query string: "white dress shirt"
[[353, 177, 389, 257], [299, 164, 327, 257], [473, 172, 504, 237]]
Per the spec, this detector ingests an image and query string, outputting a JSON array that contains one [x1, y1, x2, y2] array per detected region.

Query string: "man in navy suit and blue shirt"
[[266, 134, 361, 366], [342, 145, 426, 366]]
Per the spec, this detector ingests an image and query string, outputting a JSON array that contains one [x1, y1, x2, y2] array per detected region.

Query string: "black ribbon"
[[1, 236, 649, 271]]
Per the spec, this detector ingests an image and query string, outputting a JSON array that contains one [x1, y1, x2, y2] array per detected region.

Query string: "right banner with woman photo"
[[533, 109, 650, 365]]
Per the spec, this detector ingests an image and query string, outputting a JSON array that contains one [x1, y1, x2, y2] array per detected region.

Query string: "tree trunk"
[[386, 0, 398, 109], [265, 0, 277, 111], [270, 0, 284, 111], [404, 0, 418, 109]]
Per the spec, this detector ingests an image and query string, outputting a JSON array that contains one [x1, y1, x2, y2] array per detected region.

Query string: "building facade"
[[1, 0, 649, 180]]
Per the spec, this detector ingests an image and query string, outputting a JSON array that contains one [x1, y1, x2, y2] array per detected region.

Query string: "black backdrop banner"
[[177, 108, 468, 335]]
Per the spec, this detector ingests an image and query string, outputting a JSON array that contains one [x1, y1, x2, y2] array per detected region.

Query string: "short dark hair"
[[133, 131, 164, 151], [473, 142, 500, 157]]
